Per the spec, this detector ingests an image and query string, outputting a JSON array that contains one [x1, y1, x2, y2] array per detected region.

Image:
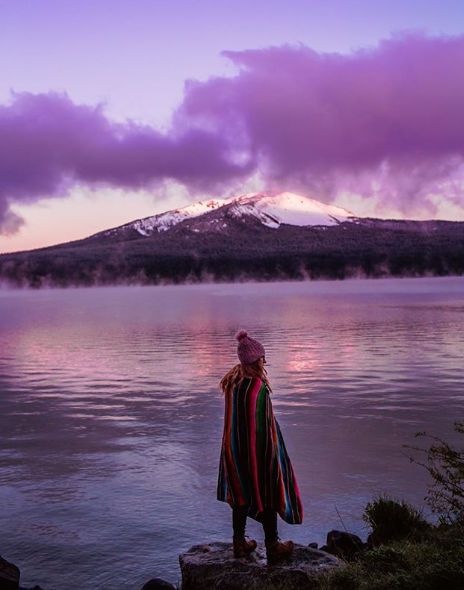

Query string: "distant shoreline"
[[1, 273, 464, 292]]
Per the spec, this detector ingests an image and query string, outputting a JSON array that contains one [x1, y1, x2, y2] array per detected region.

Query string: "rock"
[[0, 556, 20, 590], [325, 530, 367, 561], [308, 542, 318, 549], [179, 541, 344, 590], [141, 579, 176, 590]]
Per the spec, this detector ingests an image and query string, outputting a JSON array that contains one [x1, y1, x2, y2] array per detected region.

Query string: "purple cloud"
[[179, 32, 464, 214], [2, 32, 464, 233], [0, 91, 254, 232]]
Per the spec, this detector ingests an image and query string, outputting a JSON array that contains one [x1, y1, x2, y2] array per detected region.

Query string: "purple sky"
[[1, 0, 464, 252]]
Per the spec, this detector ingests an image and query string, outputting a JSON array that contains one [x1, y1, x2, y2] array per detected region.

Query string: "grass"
[[315, 523, 464, 590], [245, 496, 464, 590]]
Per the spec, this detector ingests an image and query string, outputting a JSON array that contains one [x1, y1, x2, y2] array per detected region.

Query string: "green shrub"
[[404, 420, 464, 527], [362, 493, 430, 546]]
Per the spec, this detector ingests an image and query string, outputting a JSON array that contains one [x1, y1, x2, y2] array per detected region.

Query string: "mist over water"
[[1, 277, 464, 589]]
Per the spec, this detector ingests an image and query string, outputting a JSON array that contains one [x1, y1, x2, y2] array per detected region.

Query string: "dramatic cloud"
[[178, 32, 464, 214], [0, 92, 255, 230], [2, 32, 464, 232]]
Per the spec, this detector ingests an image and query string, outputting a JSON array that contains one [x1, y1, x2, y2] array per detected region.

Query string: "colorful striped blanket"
[[217, 376, 303, 525]]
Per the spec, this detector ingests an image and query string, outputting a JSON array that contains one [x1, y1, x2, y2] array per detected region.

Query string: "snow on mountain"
[[228, 191, 355, 228], [103, 191, 356, 238], [103, 198, 228, 237]]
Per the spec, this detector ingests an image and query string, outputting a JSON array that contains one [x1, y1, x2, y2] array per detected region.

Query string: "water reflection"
[[1, 278, 464, 589]]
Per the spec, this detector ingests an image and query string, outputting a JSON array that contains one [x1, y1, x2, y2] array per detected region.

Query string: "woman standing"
[[217, 330, 303, 564]]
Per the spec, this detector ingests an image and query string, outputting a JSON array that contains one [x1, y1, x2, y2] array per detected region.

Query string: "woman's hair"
[[219, 358, 272, 395]]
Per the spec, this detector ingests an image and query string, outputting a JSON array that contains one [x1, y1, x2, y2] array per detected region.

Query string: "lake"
[[1, 277, 464, 589]]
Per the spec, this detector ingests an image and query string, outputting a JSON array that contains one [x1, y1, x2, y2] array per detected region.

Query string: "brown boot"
[[265, 538, 295, 564], [233, 535, 257, 558]]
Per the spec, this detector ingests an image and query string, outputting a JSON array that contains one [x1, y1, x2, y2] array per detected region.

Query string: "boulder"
[[0, 556, 20, 590], [179, 541, 344, 590], [322, 530, 367, 561], [141, 579, 176, 590]]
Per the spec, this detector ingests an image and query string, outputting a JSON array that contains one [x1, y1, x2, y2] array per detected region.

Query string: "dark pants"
[[233, 505, 278, 543]]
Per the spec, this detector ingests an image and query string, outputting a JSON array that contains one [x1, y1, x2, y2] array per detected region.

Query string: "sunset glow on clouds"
[[1, 0, 464, 252]]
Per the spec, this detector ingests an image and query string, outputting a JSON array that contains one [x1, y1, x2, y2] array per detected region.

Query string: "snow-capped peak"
[[103, 198, 228, 237], [102, 191, 356, 238], [132, 198, 228, 235], [228, 191, 355, 228]]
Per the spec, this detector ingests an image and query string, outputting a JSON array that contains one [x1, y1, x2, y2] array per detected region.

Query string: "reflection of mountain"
[[1, 191, 464, 288]]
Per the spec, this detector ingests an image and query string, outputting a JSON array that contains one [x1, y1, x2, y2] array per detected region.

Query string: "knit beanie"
[[235, 330, 265, 365]]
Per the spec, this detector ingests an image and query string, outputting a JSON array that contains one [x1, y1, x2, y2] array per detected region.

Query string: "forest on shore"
[[1, 218, 464, 288]]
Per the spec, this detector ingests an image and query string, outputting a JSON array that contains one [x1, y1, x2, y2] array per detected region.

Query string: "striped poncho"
[[217, 376, 303, 525]]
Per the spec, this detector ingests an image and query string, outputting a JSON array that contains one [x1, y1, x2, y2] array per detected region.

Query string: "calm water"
[[1, 277, 464, 589]]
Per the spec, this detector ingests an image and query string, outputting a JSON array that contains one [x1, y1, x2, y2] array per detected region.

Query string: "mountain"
[[1, 191, 464, 288], [94, 192, 357, 240]]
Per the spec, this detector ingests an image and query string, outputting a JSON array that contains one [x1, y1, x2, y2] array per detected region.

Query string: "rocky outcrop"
[[179, 541, 344, 590], [140, 579, 176, 590], [0, 556, 20, 590], [320, 530, 367, 561]]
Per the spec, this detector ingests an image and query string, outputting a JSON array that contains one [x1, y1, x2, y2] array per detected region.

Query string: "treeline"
[[1, 245, 464, 288], [1, 219, 464, 288]]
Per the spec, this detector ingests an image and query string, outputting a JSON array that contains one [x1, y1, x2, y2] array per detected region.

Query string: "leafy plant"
[[404, 420, 464, 527]]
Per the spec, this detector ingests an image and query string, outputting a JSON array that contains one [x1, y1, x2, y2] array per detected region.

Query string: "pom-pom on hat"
[[235, 329, 265, 365]]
